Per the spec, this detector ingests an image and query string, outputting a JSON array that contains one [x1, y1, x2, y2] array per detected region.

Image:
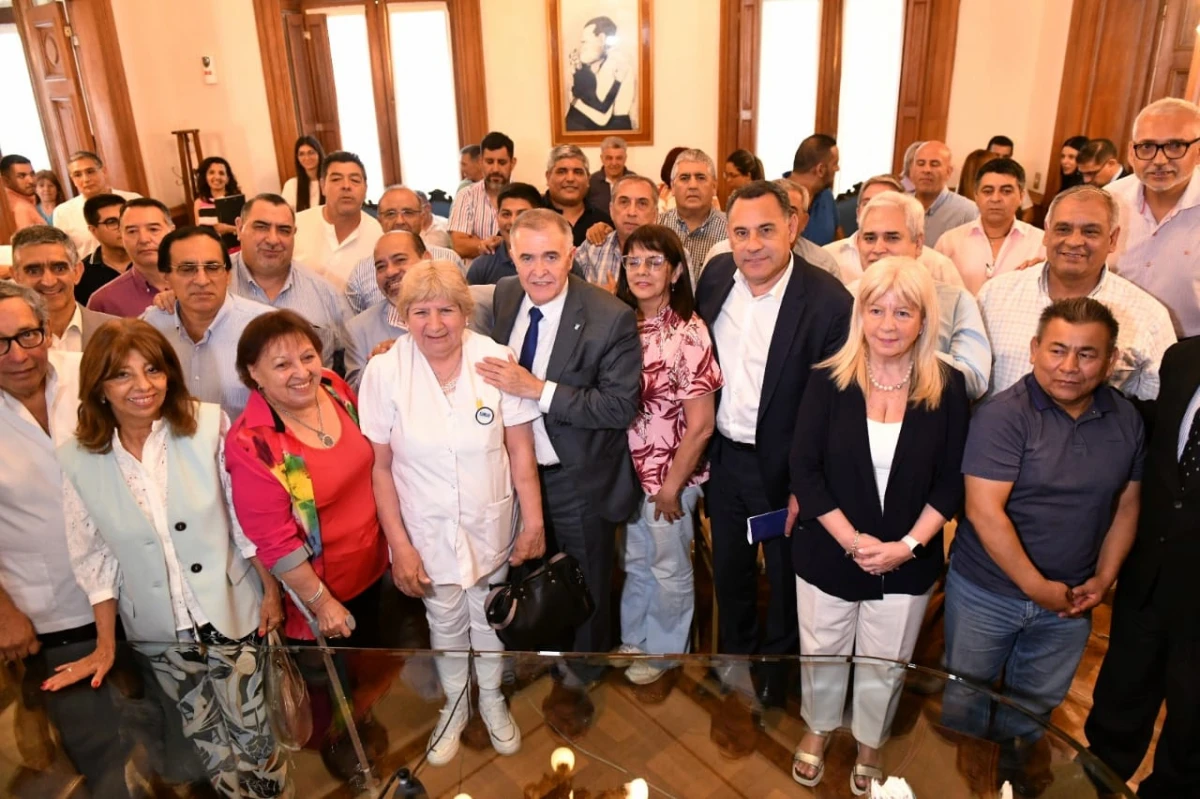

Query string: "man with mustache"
[[542, 144, 613, 247], [1109, 98, 1200, 338], [977, 185, 1174, 401], [344, 231, 495, 390], [450, 131, 518, 260], [660, 148, 727, 286], [1, 154, 42, 233], [230, 194, 350, 367], [141, 226, 271, 417], [344, 185, 465, 314]]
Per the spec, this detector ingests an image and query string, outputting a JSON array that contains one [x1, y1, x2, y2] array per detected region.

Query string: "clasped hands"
[[848, 533, 914, 576]]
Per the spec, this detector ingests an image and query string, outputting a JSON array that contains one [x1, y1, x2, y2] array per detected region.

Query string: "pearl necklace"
[[867, 360, 913, 392]]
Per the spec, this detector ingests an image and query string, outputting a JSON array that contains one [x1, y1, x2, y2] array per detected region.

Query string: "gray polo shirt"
[[951, 373, 1145, 598]]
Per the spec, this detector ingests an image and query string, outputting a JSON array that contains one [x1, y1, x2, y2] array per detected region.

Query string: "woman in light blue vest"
[[46, 319, 291, 799]]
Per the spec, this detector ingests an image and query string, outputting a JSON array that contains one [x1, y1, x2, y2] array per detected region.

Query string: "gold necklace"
[[273, 398, 333, 447]]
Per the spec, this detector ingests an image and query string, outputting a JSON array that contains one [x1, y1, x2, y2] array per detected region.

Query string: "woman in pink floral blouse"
[[614, 224, 723, 685]]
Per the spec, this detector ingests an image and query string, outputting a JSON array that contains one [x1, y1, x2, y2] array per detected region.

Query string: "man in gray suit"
[[344, 230, 494, 389], [10, 225, 116, 352], [476, 209, 641, 736]]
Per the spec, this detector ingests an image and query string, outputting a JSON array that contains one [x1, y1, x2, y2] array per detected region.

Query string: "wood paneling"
[[1149, 0, 1200, 101], [285, 12, 342, 153], [64, 0, 148, 195], [716, 0, 761, 199], [1042, 0, 1164, 204], [254, 0, 304, 189], [364, 2, 401, 185], [892, 0, 961, 173], [446, 0, 489, 146], [813, 0, 844, 138]]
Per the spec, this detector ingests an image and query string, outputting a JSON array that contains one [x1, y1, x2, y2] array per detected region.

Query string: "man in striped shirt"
[[659, 149, 728, 285], [575, 174, 658, 292], [449, 131, 517, 260]]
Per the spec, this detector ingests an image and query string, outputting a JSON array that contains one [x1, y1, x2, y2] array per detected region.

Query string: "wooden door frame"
[[254, 0, 488, 189]]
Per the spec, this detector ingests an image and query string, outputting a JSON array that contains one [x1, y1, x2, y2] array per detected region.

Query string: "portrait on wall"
[[547, 0, 654, 146]]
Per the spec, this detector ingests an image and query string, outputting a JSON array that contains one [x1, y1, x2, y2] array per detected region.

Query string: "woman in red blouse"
[[225, 310, 389, 645]]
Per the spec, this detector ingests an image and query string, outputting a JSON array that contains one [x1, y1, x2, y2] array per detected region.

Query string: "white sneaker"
[[479, 694, 522, 755], [612, 643, 644, 667], [425, 699, 469, 766], [625, 659, 667, 685]]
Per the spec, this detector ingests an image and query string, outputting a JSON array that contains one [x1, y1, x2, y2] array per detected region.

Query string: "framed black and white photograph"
[[547, 0, 654, 146]]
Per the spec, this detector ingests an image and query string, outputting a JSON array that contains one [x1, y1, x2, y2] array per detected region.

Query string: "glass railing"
[[0, 646, 1133, 798]]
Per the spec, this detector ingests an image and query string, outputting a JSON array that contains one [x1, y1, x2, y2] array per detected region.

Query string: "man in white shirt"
[[824, 174, 964, 287], [1076, 138, 1125, 188], [141, 227, 272, 417], [52, 150, 141, 258], [979, 185, 1175, 400], [1109, 98, 1200, 338], [0, 282, 143, 797], [909, 141, 979, 246], [936, 159, 1046, 295], [10, 225, 116, 352], [855, 191, 993, 400], [293, 151, 383, 292]]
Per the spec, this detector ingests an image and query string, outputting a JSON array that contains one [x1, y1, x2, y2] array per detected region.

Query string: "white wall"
[[480, 0, 721, 188], [944, 0, 1073, 195], [110, 0, 279, 208]]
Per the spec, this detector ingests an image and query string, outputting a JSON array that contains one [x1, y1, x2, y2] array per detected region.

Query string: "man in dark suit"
[[1085, 338, 1200, 798], [695, 181, 852, 738], [476, 208, 641, 735]]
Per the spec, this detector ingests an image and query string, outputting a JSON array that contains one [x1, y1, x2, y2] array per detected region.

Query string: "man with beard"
[[786, 135, 840, 246], [1109, 98, 1200, 338], [542, 144, 613, 247], [1, 155, 42, 232], [450, 131, 518, 260]]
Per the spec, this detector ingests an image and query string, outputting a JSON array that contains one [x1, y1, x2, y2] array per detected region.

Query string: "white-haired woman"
[[358, 260, 544, 765], [787, 257, 969, 793]]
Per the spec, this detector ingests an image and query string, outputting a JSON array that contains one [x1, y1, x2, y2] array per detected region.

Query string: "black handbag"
[[485, 553, 595, 651]]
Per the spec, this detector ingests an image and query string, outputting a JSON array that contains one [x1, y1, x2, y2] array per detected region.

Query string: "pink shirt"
[[628, 307, 723, 495], [934, 218, 1046, 295], [86, 267, 161, 317]]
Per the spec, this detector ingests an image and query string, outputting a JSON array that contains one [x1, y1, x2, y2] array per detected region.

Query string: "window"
[[388, 2, 460, 194], [0, 24, 51, 171], [754, 0, 822, 179], [833, 0, 905, 193], [315, 7, 386, 201]]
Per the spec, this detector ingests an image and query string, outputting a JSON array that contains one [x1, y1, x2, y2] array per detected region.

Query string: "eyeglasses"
[[96, 218, 121, 230], [0, 327, 46, 356], [172, 261, 226, 277], [621, 254, 669, 271], [1131, 138, 1200, 161], [379, 208, 422, 221]]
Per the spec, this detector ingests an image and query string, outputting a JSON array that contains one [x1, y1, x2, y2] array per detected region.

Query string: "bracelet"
[[303, 583, 326, 607], [846, 531, 861, 558]]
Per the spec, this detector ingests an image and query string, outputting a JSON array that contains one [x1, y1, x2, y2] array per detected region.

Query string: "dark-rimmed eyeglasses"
[[621, 255, 669, 271], [0, 327, 46, 356], [1131, 137, 1200, 161]]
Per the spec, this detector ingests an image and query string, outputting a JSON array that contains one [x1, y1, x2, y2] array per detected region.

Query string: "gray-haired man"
[[587, 135, 634, 211], [543, 144, 614, 246]]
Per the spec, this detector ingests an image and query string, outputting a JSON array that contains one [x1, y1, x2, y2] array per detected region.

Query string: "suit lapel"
[[758, 264, 807, 422], [546, 278, 587, 383], [491, 277, 524, 345], [1153, 351, 1200, 490]]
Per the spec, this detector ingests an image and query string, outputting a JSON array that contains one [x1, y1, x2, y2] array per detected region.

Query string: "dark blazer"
[[1122, 338, 1200, 637], [695, 252, 852, 507], [790, 364, 969, 600], [490, 274, 642, 522]]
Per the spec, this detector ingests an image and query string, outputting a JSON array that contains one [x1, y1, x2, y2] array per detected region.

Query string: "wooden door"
[[892, 0, 961, 173], [14, 0, 94, 195], [283, 11, 341, 154], [1148, 0, 1200, 101]]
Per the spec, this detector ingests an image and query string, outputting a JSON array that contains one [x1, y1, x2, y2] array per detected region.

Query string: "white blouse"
[[63, 413, 257, 634], [866, 418, 903, 511], [281, 176, 322, 212]]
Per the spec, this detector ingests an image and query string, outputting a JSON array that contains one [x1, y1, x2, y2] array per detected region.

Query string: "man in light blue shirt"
[[141, 227, 271, 417], [229, 193, 350, 367], [909, 141, 979, 246]]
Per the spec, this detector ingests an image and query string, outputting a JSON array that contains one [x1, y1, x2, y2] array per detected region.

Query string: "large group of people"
[[1, 94, 1197, 798]]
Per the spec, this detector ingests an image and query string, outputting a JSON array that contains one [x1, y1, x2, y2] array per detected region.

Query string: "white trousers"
[[423, 564, 509, 699], [796, 576, 930, 749]]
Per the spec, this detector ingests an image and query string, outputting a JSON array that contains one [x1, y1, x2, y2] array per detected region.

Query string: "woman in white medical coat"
[[359, 260, 544, 766]]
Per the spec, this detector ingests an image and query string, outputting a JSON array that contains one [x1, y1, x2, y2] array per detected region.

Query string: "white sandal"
[[791, 733, 828, 788], [850, 763, 885, 796]]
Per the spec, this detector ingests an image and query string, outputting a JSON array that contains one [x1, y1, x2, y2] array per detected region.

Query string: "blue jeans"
[[941, 565, 1091, 743], [619, 485, 700, 655]]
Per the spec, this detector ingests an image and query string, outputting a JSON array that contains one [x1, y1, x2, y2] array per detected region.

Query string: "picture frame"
[[547, 0, 654, 146]]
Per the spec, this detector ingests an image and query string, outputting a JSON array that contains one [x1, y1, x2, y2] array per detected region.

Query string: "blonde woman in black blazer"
[[787, 256, 969, 794]]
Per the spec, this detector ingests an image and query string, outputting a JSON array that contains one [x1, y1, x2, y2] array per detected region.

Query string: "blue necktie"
[[518, 307, 543, 372]]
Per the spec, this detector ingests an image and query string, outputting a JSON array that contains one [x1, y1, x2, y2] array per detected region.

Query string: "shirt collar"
[[667, 207, 716, 231], [1134, 167, 1200, 217], [732, 254, 794, 300], [111, 417, 166, 460], [520, 282, 570, 324], [1023, 372, 1116, 416], [65, 304, 83, 336], [175, 293, 234, 343], [128, 267, 160, 295], [1036, 263, 1109, 297], [926, 188, 952, 216], [235, 251, 295, 296]]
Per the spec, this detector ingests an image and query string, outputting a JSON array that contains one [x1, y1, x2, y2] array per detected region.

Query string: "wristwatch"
[[902, 535, 925, 558]]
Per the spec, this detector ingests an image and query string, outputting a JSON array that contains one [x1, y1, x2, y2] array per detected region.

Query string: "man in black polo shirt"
[[76, 193, 131, 306], [942, 298, 1142, 760], [542, 144, 612, 246]]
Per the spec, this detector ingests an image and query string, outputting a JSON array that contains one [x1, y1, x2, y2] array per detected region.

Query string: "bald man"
[[343, 230, 493, 389], [908, 141, 979, 246]]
